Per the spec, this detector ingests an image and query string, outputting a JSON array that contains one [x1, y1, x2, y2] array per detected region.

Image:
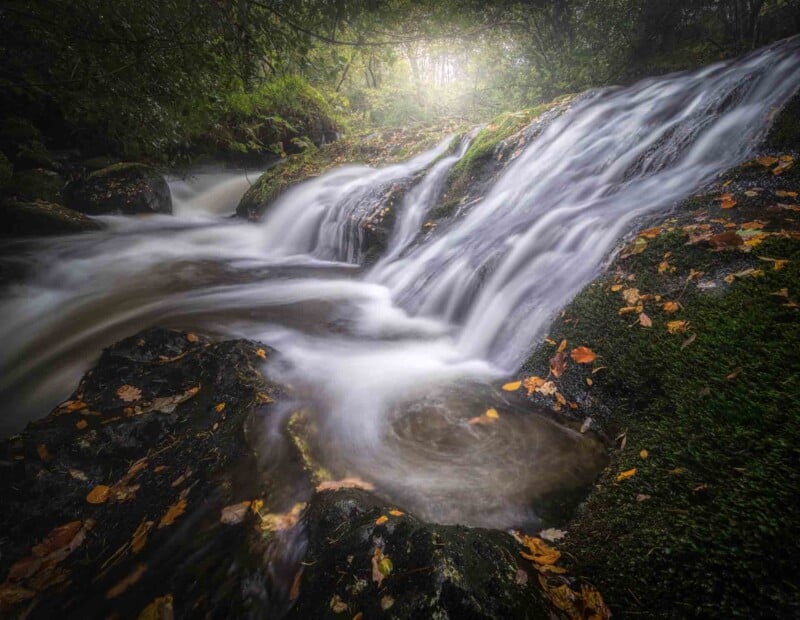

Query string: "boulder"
[[66, 163, 172, 215], [0, 327, 284, 618], [0, 200, 101, 237], [289, 488, 550, 619], [6, 169, 65, 205]]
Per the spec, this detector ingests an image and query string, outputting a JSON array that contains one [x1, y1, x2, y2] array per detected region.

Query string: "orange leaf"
[[616, 468, 637, 482], [375, 515, 389, 525], [159, 498, 187, 528], [502, 380, 521, 391], [87, 485, 110, 504], [570, 346, 597, 364]]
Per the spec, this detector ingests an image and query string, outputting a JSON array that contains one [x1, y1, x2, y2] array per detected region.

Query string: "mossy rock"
[[66, 162, 172, 215], [80, 155, 119, 173], [0, 200, 101, 237], [14, 140, 60, 172], [766, 91, 800, 151], [290, 488, 550, 619], [6, 168, 65, 205]]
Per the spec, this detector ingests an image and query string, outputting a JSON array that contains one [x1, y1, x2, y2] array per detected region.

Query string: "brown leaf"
[[667, 320, 689, 334], [131, 520, 153, 554], [289, 568, 303, 601], [639, 227, 661, 239], [138, 593, 174, 620], [638, 312, 652, 328], [519, 535, 561, 565], [316, 477, 374, 492], [718, 193, 737, 209], [87, 485, 111, 504], [220, 501, 252, 525], [36, 444, 50, 461], [549, 351, 567, 378], [570, 346, 597, 364], [662, 301, 681, 313], [0, 583, 36, 605], [159, 498, 187, 528], [116, 384, 142, 403], [522, 376, 545, 395], [709, 230, 743, 250], [186, 332, 199, 343], [755, 155, 778, 167]]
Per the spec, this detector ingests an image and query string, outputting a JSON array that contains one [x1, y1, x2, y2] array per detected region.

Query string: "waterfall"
[[0, 38, 798, 526]]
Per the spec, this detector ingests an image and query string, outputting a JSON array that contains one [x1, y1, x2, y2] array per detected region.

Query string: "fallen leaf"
[[636, 494, 651, 502], [681, 333, 697, 349], [87, 485, 111, 504], [549, 351, 567, 377], [329, 594, 348, 613], [667, 320, 689, 334], [756, 155, 779, 167], [622, 287, 640, 305], [662, 301, 681, 313], [131, 520, 153, 554], [256, 348, 267, 359], [775, 190, 798, 198], [259, 503, 305, 532], [159, 498, 187, 528], [570, 346, 597, 364], [375, 515, 389, 525], [289, 568, 303, 601], [501, 380, 521, 391], [709, 230, 743, 250], [616, 468, 637, 482], [537, 381, 558, 396], [106, 563, 146, 599], [670, 467, 688, 475], [726, 367, 743, 380], [610, 284, 623, 292], [522, 376, 545, 395], [75, 419, 88, 430], [381, 595, 395, 610], [580, 417, 592, 433], [116, 384, 142, 403], [639, 312, 652, 327], [138, 593, 174, 620], [186, 333, 199, 343], [372, 547, 393, 587], [718, 193, 737, 209], [220, 501, 252, 525], [68, 468, 88, 481], [724, 268, 764, 283], [0, 583, 36, 605], [640, 449, 649, 459], [771, 288, 789, 298], [639, 227, 661, 239], [389, 509, 404, 517], [316, 477, 374, 492], [519, 535, 561, 565], [36, 444, 50, 461], [557, 339, 568, 353]]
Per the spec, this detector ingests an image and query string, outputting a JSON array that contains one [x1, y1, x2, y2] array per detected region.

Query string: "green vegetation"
[[518, 150, 800, 616]]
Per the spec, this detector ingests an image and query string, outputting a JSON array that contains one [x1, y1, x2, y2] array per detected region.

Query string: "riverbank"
[[508, 96, 800, 616]]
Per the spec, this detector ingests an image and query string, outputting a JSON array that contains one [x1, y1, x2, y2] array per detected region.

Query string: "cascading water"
[[0, 39, 798, 528]]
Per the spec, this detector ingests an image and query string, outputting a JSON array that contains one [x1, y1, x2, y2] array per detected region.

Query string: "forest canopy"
[[1, 0, 798, 160]]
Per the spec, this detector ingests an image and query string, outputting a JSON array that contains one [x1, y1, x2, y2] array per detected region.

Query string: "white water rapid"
[[1, 39, 798, 528]]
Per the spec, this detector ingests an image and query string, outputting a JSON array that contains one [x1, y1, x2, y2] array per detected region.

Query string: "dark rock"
[[361, 182, 406, 264], [289, 488, 549, 619], [66, 163, 172, 215], [14, 140, 61, 172], [0, 152, 11, 191], [0, 200, 101, 237], [0, 327, 283, 619], [6, 169, 65, 205], [0, 117, 42, 152]]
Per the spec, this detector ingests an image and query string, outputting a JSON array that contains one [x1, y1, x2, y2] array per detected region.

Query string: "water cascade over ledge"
[[0, 39, 798, 527]]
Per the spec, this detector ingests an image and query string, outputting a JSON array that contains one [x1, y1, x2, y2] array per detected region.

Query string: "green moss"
[[766, 92, 800, 152], [7, 169, 64, 204], [0, 200, 100, 236], [520, 184, 800, 616]]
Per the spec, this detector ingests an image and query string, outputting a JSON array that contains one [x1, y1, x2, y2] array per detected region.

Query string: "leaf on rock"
[[159, 498, 187, 528], [220, 501, 252, 525], [756, 155, 779, 167], [106, 563, 146, 599], [621, 287, 640, 305], [116, 384, 142, 403], [87, 485, 111, 504], [502, 380, 522, 391], [639, 227, 661, 239], [522, 376, 545, 395], [329, 594, 348, 613], [662, 301, 681, 313], [519, 535, 561, 565], [372, 547, 393, 587], [214, 403, 225, 413], [616, 468, 637, 482], [639, 312, 652, 328], [36, 444, 50, 461], [667, 320, 689, 334], [549, 351, 567, 377], [718, 193, 737, 209], [539, 528, 566, 542], [256, 348, 267, 359], [640, 449, 649, 459], [138, 593, 174, 620], [570, 346, 597, 364], [316, 477, 374, 492], [186, 332, 199, 343], [375, 515, 389, 526], [131, 520, 153, 554], [259, 503, 305, 532], [389, 509, 404, 517]]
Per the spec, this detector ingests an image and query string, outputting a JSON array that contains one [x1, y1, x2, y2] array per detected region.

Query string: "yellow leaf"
[[756, 155, 778, 167], [485, 407, 499, 419], [667, 320, 689, 334], [773, 260, 789, 271], [522, 376, 545, 396], [775, 190, 798, 198], [639, 227, 661, 239], [389, 509, 404, 517], [622, 287, 640, 305], [375, 515, 389, 525], [616, 468, 637, 482], [159, 498, 187, 528], [640, 449, 649, 459], [138, 594, 173, 620], [670, 467, 688, 475], [502, 380, 522, 391], [87, 485, 111, 504], [610, 284, 623, 292], [519, 535, 561, 565], [570, 346, 597, 364], [214, 403, 225, 413], [557, 339, 568, 353], [658, 261, 670, 274], [131, 520, 153, 554], [256, 348, 267, 359], [116, 384, 142, 403]]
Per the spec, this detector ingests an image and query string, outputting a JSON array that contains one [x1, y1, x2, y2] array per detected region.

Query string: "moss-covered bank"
[[507, 108, 800, 616]]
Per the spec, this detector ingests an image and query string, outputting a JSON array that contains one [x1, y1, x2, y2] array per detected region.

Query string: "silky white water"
[[0, 39, 798, 527]]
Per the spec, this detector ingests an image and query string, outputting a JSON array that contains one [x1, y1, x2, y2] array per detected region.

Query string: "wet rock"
[[6, 169, 65, 205], [66, 163, 172, 215], [0, 200, 101, 237], [289, 488, 549, 619], [0, 327, 283, 618], [361, 182, 406, 264]]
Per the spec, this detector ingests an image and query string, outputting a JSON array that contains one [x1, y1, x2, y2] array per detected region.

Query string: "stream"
[[1, 38, 798, 529]]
